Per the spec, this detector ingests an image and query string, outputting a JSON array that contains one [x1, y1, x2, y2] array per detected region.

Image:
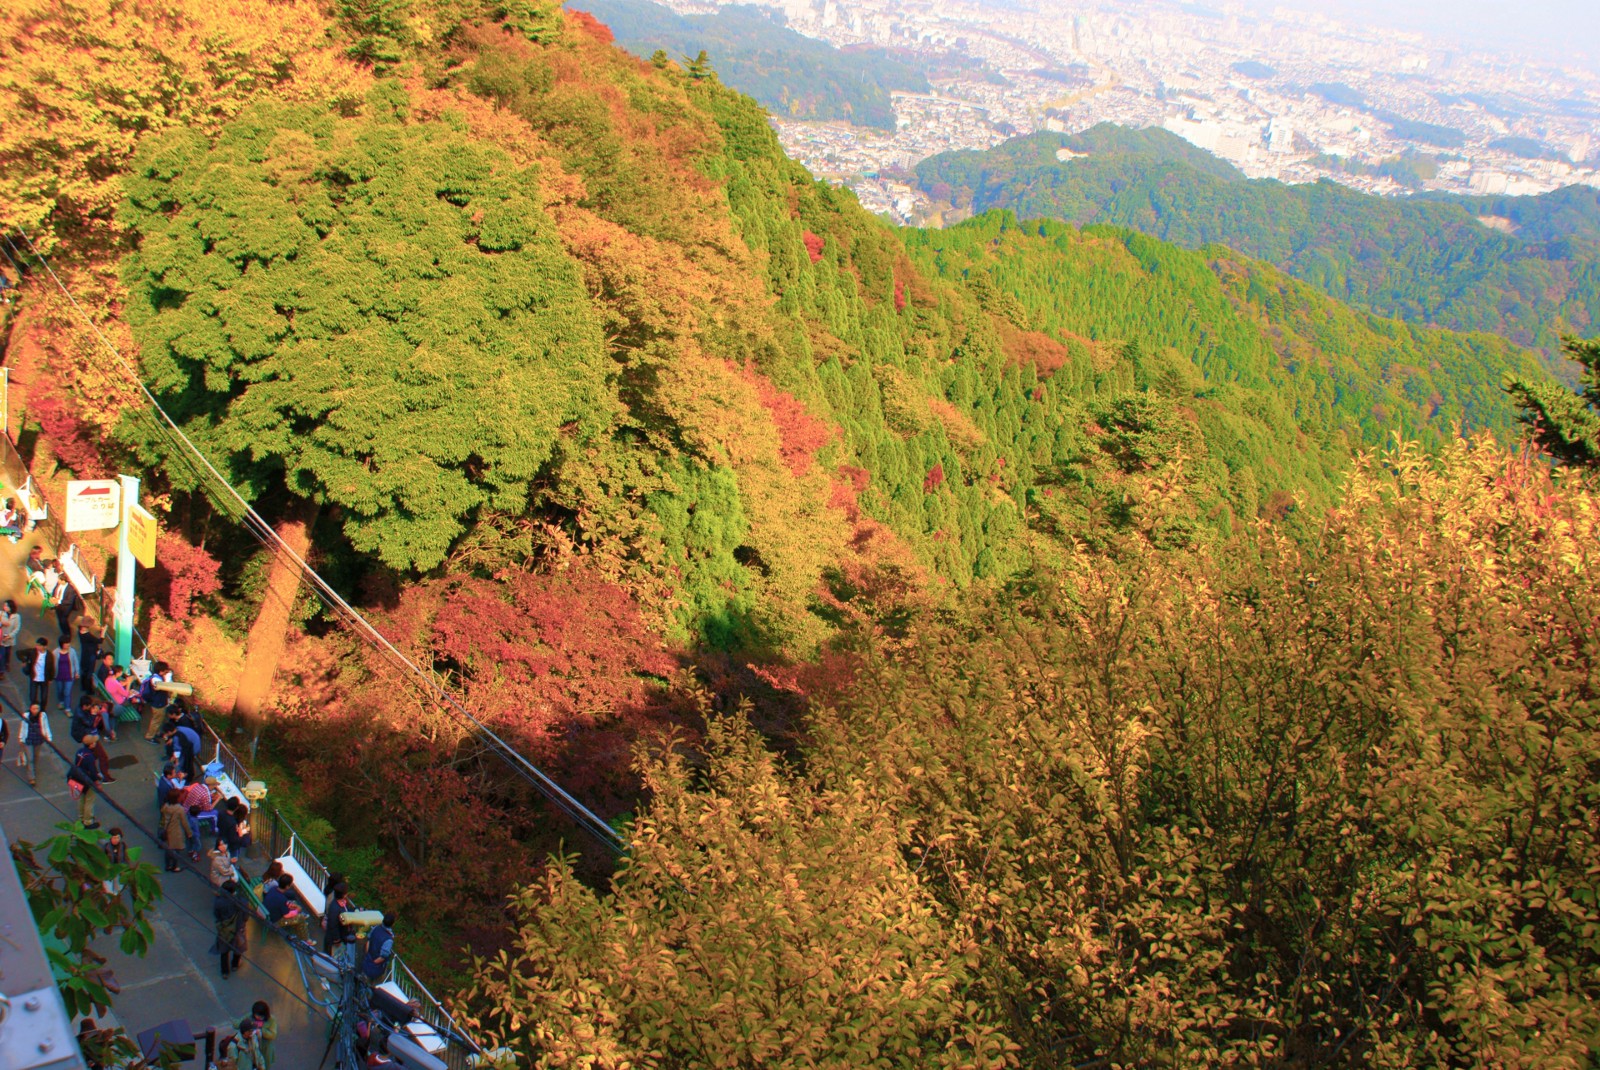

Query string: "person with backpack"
[[22, 637, 54, 710], [16, 702, 51, 786], [361, 911, 396, 981], [68, 733, 105, 828]]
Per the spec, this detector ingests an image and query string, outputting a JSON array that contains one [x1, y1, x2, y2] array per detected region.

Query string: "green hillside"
[[916, 125, 1600, 375], [4, 1, 1596, 1063]]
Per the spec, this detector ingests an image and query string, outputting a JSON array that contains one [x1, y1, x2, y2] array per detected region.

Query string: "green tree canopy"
[[120, 86, 611, 570], [1508, 336, 1600, 465]]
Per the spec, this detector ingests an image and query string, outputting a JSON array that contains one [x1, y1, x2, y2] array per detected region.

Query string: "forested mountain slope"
[[4, 2, 1596, 1063], [916, 126, 1600, 375], [903, 211, 1547, 528]]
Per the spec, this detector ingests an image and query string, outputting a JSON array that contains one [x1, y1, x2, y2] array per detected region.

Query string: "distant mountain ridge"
[[915, 125, 1600, 378], [573, 0, 930, 129]]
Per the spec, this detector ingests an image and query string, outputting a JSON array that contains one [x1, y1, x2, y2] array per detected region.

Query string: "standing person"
[[17, 702, 50, 786], [251, 1001, 277, 1070], [212, 879, 246, 978], [52, 637, 79, 713], [208, 839, 235, 887], [217, 801, 245, 865], [155, 761, 180, 817], [54, 578, 81, 639], [77, 622, 101, 682], [0, 714, 7, 766], [163, 721, 202, 781], [0, 599, 20, 675], [324, 882, 354, 964], [23, 637, 53, 710], [141, 661, 174, 742], [160, 789, 188, 872], [225, 1017, 264, 1070], [361, 911, 396, 981], [233, 800, 254, 859], [102, 827, 128, 897], [69, 734, 105, 828]]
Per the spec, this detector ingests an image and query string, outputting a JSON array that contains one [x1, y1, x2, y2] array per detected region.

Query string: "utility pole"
[[112, 473, 139, 667]]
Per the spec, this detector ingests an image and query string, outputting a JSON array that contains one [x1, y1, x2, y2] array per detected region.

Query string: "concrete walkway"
[[0, 526, 333, 1066]]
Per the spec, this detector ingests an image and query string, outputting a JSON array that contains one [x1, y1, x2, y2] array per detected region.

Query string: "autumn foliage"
[[468, 437, 1600, 1067], [148, 533, 223, 624]]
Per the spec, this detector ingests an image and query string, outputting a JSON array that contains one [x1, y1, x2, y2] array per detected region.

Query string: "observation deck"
[[0, 448, 481, 1068]]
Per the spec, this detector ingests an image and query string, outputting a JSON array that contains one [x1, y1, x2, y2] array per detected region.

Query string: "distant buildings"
[[697, 0, 1600, 214]]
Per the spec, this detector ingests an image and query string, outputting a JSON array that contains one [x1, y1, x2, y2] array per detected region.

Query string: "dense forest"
[[915, 125, 1600, 377], [2, 0, 1597, 1065], [571, 0, 930, 129]]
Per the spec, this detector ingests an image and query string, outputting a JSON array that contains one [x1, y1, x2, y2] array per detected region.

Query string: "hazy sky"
[[1239, 0, 1600, 68]]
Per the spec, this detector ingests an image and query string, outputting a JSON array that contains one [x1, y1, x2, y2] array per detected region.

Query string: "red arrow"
[[76, 486, 113, 496]]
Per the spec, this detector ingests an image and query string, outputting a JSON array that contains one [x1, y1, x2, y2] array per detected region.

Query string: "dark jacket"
[[323, 897, 355, 952], [70, 707, 97, 744], [69, 746, 102, 787], [22, 646, 55, 682], [263, 884, 294, 923], [217, 807, 244, 851], [362, 924, 394, 979]]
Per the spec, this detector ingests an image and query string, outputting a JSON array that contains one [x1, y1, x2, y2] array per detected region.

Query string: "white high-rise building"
[[1267, 118, 1295, 155]]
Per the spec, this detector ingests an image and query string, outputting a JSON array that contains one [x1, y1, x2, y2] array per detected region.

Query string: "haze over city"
[[637, 0, 1600, 222]]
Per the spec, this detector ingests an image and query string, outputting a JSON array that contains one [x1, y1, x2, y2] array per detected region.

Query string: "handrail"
[[215, 724, 481, 1068], [0, 403, 483, 1066]]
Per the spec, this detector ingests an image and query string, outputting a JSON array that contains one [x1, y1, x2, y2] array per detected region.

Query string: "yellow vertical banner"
[[127, 503, 157, 568]]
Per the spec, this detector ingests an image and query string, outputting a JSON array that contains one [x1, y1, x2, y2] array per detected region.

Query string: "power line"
[[6, 225, 626, 855]]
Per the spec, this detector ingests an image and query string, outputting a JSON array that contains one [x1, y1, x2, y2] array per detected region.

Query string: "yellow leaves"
[[0, 0, 368, 241]]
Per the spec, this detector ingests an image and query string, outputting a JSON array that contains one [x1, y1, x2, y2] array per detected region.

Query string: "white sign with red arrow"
[[63, 479, 121, 532]]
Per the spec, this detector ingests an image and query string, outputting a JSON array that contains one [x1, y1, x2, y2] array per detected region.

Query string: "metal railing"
[[229, 731, 481, 1069], [0, 419, 485, 1067]]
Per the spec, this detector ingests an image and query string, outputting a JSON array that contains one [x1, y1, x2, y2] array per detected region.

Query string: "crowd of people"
[[3, 535, 425, 1067]]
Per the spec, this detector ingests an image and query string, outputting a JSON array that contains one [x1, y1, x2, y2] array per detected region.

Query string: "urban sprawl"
[[660, 0, 1600, 223]]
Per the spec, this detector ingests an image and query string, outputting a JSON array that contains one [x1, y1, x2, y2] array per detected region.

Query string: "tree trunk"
[[231, 498, 318, 750]]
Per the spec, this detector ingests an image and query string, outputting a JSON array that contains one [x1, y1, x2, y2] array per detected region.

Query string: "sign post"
[[64, 479, 121, 533], [113, 474, 140, 668]]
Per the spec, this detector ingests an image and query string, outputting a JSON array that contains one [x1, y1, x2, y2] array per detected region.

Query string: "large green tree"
[[120, 85, 612, 570]]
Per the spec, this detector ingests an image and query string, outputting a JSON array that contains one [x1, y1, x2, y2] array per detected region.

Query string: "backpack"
[[67, 749, 94, 789]]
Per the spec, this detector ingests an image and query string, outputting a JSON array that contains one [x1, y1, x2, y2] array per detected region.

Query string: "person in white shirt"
[[17, 702, 52, 786], [24, 637, 53, 710]]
